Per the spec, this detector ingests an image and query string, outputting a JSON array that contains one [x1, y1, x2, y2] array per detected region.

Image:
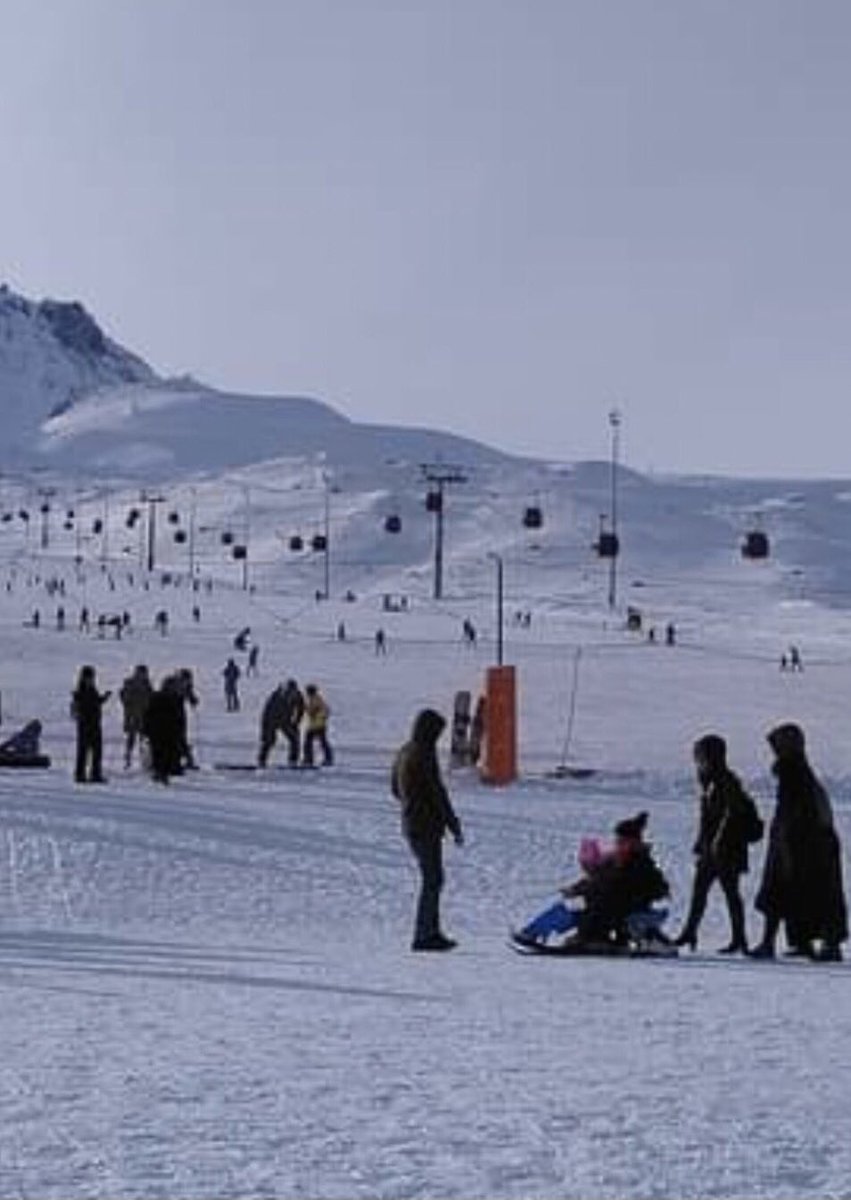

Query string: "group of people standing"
[[72, 663, 199, 784], [258, 681, 333, 769], [391, 709, 848, 960], [72, 665, 335, 782]]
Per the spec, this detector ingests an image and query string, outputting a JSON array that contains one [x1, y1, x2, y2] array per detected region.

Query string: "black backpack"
[[740, 789, 765, 844]]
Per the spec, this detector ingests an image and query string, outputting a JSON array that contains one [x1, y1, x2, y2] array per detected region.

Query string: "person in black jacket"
[[751, 723, 848, 961], [675, 734, 758, 954], [568, 811, 670, 949], [71, 665, 110, 783], [143, 680, 185, 783], [258, 681, 304, 767], [391, 709, 464, 952]]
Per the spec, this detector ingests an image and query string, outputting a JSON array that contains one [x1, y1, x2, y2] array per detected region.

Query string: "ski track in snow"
[[1, 536, 851, 1196]]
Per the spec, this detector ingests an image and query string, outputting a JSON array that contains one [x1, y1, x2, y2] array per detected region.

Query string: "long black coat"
[[694, 768, 755, 876], [755, 755, 848, 946], [143, 688, 184, 778]]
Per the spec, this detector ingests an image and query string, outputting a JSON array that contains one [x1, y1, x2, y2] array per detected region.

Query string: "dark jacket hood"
[[411, 709, 446, 747]]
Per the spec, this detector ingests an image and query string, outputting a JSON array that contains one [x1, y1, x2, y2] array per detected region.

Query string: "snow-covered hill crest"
[[0, 284, 510, 476]]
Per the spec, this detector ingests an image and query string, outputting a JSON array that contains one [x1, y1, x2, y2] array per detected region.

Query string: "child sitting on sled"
[[513, 812, 671, 951]]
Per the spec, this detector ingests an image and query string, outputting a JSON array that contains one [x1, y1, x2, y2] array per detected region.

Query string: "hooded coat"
[[756, 742, 848, 946], [120, 669, 153, 734], [391, 709, 461, 843]]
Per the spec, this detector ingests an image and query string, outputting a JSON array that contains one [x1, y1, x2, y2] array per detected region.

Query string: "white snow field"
[[1, 538, 851, 1200], [4, 287, 851, 1196]]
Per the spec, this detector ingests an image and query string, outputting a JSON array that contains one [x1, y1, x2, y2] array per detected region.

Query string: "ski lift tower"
[[421, 463, 467, 601], [140, 490, 165, 573], [607, 408, 622, 611]]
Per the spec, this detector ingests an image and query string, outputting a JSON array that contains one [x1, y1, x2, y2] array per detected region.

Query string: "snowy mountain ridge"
[[0, 284, 510, 477]]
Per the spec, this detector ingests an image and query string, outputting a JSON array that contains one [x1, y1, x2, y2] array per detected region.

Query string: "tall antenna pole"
[[608, 408, 621, 611], [141, 490, 165, 574], [323, 473, 331, 600], [37, 486, 55, 552], [188, 487, 197, 578], [421, 464, 467, 601]]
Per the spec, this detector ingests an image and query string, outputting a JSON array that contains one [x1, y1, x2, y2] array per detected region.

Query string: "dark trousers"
[[259, 726, 301, 767], [75, 726, 103, 782], [303, 728, 333, 766], [409, 836, 444, 943], [683, 858, 746, 945]]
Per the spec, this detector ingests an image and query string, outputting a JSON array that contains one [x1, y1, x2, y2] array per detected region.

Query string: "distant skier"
[[119, 664, 153, 769], [247, 644, 260, 676], [258, 680, 304, 768], [789, 645, 803, 672], [56, 606, 65, 632], [223, 658, 241, 712], [302, 684, 333, 767], [375, 628, 387, 656], [392, 709, 463, 951], [674, 735, 762, 954], [71, 665, 110, 783], [750, 724, 848, 961], [234, 627, 251, 652], [665, 622, 676, 646]]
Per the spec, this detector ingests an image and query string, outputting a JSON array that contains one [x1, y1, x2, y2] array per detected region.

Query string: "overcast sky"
[[2, 0, 851, 476]]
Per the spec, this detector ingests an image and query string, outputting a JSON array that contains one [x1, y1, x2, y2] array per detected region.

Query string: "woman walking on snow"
[[675, 735, 762, 954], [751, 723, 847, 961]]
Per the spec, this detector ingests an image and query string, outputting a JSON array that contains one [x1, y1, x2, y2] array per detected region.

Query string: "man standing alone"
[[392, 709, 464, 951]]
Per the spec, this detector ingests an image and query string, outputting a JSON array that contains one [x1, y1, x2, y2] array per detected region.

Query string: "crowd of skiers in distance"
[[71, 664, 333, 784], [391, 711, 848, 959]]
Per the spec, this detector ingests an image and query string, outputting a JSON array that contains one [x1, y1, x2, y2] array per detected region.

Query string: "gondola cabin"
[[232, 544, 247, 561], [384, 514, 402, 534], [289, 535, 304, 552], [425, 490, 442, 514], [174, 530, 187, 545], [595, 532, 620, 559], [312, 534, 328, 552], [742, 531, 770, 560], [220, 531, 234, 546], [168, 511, 180, 525], [523, 505, 543, 530], [92, 519, 103, 535]]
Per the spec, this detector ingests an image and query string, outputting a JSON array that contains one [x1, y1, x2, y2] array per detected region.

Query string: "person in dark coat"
[[258, 680, 304, 767], [675, 734, 759, 953], [391, 709, 464, 951], [223, 658, 241, 712], [71, 665, 110, 783], [163, 669, 198, 770], [119, 664, 153, 769], [751, 723, 848, 960], [143, 680, 184, 783], [568, 812, 670, 949]]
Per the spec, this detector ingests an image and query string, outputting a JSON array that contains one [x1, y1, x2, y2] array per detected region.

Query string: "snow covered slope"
[[0, 285, 156, 463], [0, 284, 508, 476]]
